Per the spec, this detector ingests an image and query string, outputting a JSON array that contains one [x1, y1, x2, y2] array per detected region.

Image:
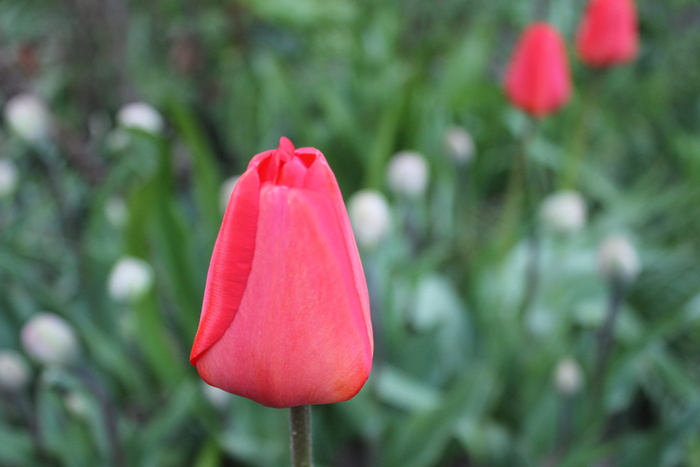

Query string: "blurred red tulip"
[[191, 137, 373, 408], [577, 0, 638, 67], [504, 22, 571, 117]]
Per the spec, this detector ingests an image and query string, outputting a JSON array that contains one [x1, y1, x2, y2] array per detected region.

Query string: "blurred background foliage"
[[1, 0, 700, 466]]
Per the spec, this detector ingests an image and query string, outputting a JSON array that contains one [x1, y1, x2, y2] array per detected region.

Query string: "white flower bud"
[[116, 102, 164, 134], [202, 382, 232, 408], [4, 93, 51, 142], [598, 234, 640, 283], [220, 176, 240, 213], [105, 128, 131, 152], [64, 391, 92, 419], [21, 313, 79, 366], [553, 357, 583, 396], [443, 126, 475, 164], [386, 151, 429, 199], [0, 350, 31, 391], [108, 256, 154, 302], [539, 191, 587, 234], [105, 197, 128, 228], [0, 159, 18, 198], [348, 189, 391, 249]]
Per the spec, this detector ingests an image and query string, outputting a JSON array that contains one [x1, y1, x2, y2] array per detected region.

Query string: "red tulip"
[[504, 22, 572, 117], [577, 0, 638, 67], [190, 137, 373, 408]]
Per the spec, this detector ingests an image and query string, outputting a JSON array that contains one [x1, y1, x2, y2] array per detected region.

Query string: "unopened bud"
[[64, 391, 92, 419], [443, 126, 475, 164], [539, 191, 587, 234], [117, 102, 164, 134], [220, 176, 240, 213], [108, 256, 154, 302], [348, 189, 391, 249], [387, 151, 429, 199], [4, 93, 51, 142], [21, 313, 79, 366], [598, 234, 640, 283], [0, 350, 31, 391], [105, 197, 128, 228], [554, 357, 583, 396], [0, 159, 18, 198]]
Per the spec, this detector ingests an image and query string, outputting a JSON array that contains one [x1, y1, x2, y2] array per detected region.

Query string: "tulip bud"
[[108, 256, 154, 302], [202, 382, 233, 409], [0, 158, 18, 198], [554, 357, 583, 396], [105, 197, 128, 228], [386, 151, 429, 199], [21, 313, 79, 366], [116, 102, 164, 134], [4, 93, 51, 142], [577, 0, 638, 67], [504, 23, 572, 117], [539, 191, 587, 234], [191, 137, 373, 408], [348, 189, 391, 250], [220, 175, 240, 213], [598, 234, 640, 283], [443, 126, 475, 164], [0, 350, 31, 391]]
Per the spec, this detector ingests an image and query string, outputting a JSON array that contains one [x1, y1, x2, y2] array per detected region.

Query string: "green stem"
[[555, 395, 575, 453], [560, 71, 604, 190], [496, 118, 537, 255], [290, 405, 313, 467], [592, 278, 625, 412]]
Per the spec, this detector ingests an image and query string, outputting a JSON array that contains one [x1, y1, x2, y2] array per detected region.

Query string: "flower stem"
[[290, 405, 313, 467], [560, 70, 603, 190], [592, 277, 625, 409], [496, 118, 537, 255]]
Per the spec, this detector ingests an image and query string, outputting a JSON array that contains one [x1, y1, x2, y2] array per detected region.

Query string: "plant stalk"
[[592, 278, 625, 409], [290, 405, 313, 467]]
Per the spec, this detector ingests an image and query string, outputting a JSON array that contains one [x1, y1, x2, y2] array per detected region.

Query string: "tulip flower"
[[577, 0, 638, 67], [191, 137, 373, 409], [504, 22, 571, 117]]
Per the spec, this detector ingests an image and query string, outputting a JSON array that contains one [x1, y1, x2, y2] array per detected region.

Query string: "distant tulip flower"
[[191, 137, 373, 409], [577, 0, 638, 67], [504, 23, 572, 117]]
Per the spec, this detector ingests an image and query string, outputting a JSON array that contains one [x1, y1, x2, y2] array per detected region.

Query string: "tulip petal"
[[302, 154, 373, 348], [195, 183, 372, 408], [190, 169, 261, 364]]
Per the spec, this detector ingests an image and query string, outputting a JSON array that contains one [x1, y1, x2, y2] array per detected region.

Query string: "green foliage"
[[0, 0, 699, 465]]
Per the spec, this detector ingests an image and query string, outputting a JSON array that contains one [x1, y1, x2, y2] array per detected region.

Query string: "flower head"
[[577, 0, 638, 67], [443, 126, 475, 165], [108, 256, 154, 302], [191, 137, 373, 408], [598, 234, 640, 283], [0, 350, 31, 391], [504, 23, 572, 117], [386, 151, 429, 199], [4, 93, 51, 142], [0, 159, 18, 198], [553, 357, 584, 396], [539, 191, 587, 235], [117, 102, 164, 134], [348, 189, 391, 250], [21, 313, 78, 366]]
